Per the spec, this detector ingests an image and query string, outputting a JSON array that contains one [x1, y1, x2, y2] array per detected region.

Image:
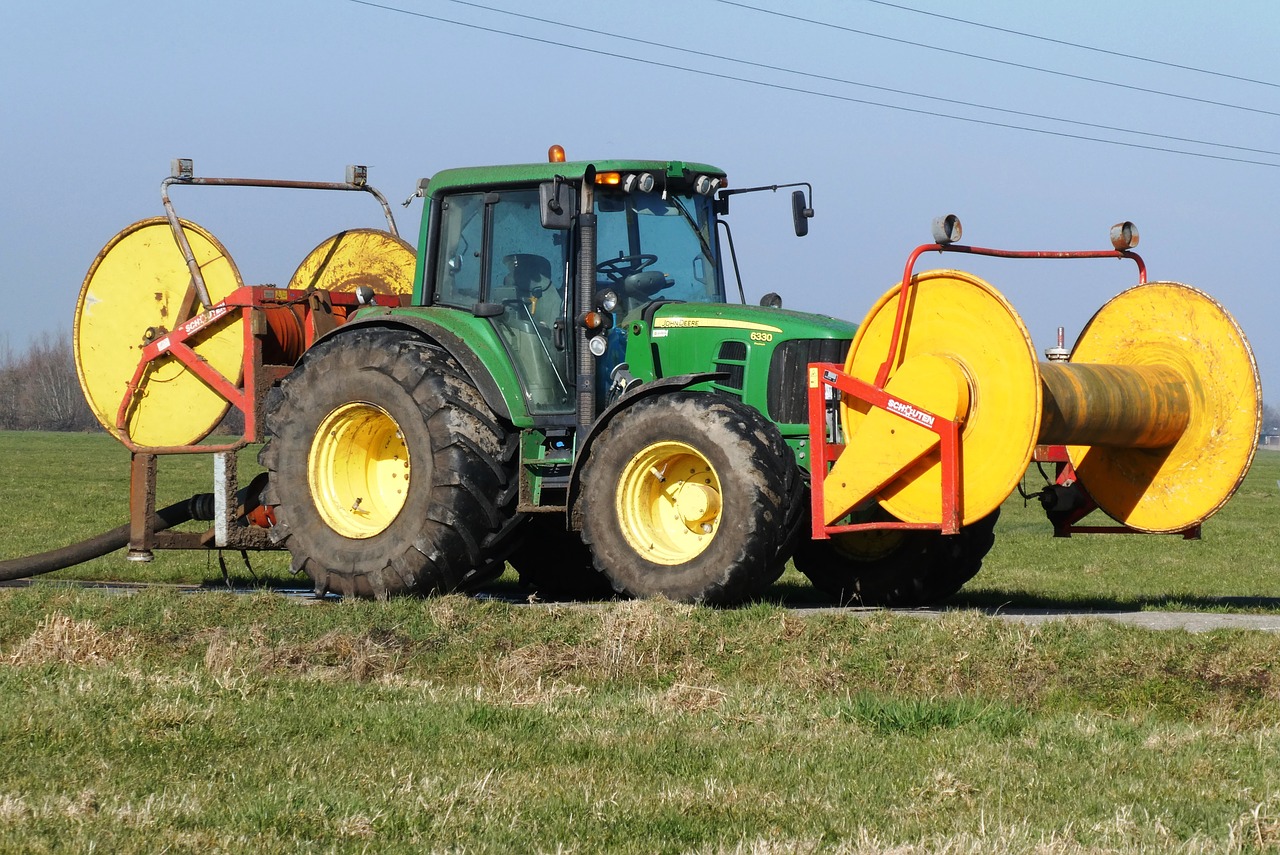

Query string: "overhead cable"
[[344, 0, 1280, 169]]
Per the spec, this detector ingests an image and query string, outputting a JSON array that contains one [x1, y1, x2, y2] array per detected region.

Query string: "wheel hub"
[[308, 402, 411, 539], [616, 441, 721, 565]]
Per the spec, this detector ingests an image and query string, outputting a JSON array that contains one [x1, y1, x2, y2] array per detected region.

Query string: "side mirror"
[[540, 180, 576, 230], [791, 189, 814, 237]]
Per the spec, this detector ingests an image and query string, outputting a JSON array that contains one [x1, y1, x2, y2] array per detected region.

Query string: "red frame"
[[114, 285, 403, 454], [808, 363, 962, 539]]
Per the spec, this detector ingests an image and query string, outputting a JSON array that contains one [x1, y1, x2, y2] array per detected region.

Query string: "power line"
[[713, 0, 1280, 119], [859, 0, 1280, 89], [437, 0, 1280, 160], [343, 0, 1280, 169]]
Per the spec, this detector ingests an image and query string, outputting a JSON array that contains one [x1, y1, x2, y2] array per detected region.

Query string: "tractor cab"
[[418, 155, 734, 423]]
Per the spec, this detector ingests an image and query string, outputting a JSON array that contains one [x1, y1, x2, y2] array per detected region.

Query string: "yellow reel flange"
[[1062, 282, 1260, 532], [833, 270, 1041, 526], [73, 217, 244, 447], [287, 229, 416, 296]]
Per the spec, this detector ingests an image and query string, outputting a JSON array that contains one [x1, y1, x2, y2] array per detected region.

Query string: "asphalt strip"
[[793, 606, 1280, 633]]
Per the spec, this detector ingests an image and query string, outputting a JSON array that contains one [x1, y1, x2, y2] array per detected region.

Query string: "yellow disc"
[[841, 270, 1040, 525], [1066, 282, 1260, 532], [73, 217, 244, 447], [287, 229, 416, 296], [308, 402, 411, 538], [615, 440, 722, 565]]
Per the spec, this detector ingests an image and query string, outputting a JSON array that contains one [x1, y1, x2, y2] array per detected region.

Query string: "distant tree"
[[0, 337, 17, 430], [0, 332, 97, 431]]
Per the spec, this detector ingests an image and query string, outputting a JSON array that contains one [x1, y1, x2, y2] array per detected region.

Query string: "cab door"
[[433, 189, 574, 417]]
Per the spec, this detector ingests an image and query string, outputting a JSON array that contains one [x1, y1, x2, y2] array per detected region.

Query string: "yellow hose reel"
[[73, 217, 245, 448], [825, 270, 1260, 533], [73, 219, 415, 449]]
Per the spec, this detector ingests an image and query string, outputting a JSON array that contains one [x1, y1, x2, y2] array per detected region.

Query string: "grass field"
[[1, 432, 1279, 852], [3, 431, 1279, 609]]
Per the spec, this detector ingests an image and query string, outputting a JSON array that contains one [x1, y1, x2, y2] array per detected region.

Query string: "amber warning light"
[[548, 144, 566, 163]]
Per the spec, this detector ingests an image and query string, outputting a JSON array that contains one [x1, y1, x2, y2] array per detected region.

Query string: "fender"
[[313, 313, 516, 422], [567, 371, 727, 529]]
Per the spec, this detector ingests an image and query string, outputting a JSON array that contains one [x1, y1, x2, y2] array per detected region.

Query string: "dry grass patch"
[[4, 612, 136, 666], [199, 625, 409, 686]]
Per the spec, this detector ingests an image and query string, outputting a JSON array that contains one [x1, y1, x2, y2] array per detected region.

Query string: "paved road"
[[894, 607, 1280, 633]]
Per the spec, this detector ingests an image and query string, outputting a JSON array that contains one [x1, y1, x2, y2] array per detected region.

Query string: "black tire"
[[258, 328, 519, 599], [577, 392, 795, 605], [794, 505, 999, 607], [509, 514, 615, 601]]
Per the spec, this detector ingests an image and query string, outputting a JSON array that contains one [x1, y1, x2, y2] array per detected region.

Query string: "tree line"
[[0, 333, 97, 431]]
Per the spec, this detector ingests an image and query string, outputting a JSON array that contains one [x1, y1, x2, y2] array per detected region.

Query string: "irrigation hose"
[[0, 498, 197, 583]]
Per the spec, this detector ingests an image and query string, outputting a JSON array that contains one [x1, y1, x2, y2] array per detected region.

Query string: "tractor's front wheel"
[[577, 392, 794, 605], [793, 506, 999, 606], [259, 328, 519, 598]]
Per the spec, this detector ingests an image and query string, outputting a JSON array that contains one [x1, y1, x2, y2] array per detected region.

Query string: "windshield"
[[595, 189, 723, 310]]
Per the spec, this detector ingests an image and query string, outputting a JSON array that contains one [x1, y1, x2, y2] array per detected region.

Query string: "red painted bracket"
[[113, 285, 403, 454], [807, 362, 962, 541]]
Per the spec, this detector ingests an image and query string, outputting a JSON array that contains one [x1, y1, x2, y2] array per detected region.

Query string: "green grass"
[[964, 451, 1280, 611], [0, 592, 1277, 852], [3, 431, 1280, 609], [3, 433, 1280, 850]]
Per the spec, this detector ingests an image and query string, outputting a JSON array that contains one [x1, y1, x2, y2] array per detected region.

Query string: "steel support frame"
[[119, 284, 401, 558], [807, 362, 962, 541]]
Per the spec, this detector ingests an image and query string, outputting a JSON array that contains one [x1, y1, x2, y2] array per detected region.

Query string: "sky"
[[3, 0, 1278, 406]]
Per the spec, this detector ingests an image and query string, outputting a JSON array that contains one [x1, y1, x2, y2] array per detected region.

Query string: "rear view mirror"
[[540, 180, 576, 230], [791, 189, 814, 237]]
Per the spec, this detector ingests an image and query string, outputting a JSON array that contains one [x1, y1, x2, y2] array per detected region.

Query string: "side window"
[[487, 191, 569, 321], [433, 193, 485, 307], [486, 189, 574, 415]]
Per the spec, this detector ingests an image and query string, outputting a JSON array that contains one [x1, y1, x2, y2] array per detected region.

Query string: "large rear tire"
[[259, 328, 519, 598], [577, 392, 796, 605], [794, 506, 999, 606]]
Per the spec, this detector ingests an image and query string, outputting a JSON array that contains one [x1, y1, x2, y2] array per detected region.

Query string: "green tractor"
[[257, 149, 998, 605]]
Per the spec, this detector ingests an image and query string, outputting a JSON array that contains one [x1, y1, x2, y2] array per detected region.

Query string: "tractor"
[[56, 149, 1260, 605]]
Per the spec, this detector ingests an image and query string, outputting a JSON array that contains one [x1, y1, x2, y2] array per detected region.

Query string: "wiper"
[[671, 197, 714, 262]]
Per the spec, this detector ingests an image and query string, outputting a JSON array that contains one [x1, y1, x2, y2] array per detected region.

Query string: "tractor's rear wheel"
[[794, 506, 999, 606], [259, 328, 519, 598], [578, 392, 795, 605]]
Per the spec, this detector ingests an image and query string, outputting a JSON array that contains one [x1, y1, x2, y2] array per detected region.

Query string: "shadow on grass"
[[191, 574, 1280, 615], [753, 580, 1280, 615]]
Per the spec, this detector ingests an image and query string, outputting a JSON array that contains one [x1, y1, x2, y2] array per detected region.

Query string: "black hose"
[[0, 498, 197, 582]]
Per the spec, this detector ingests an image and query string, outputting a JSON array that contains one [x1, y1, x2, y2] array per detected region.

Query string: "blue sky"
[[3, 0, 1277, 404]]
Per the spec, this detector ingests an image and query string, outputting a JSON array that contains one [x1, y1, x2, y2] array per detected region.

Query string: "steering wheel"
[[597, 254, 658, 283]]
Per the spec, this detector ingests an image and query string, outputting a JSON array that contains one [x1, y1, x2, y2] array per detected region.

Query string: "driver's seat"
[[501, 253, 559, 323]]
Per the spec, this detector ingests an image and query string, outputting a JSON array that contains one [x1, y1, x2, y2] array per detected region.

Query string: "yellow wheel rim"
[[616, 441, 721, 565], [308, 402, 411, 538]]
